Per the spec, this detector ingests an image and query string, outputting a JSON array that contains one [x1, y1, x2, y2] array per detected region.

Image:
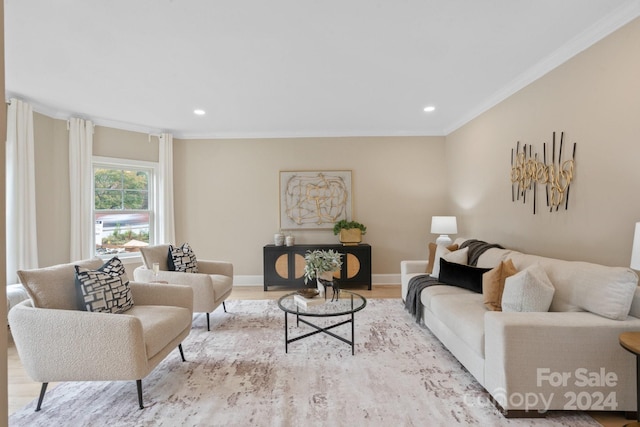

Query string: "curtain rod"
[[66, 118, 95, 132]]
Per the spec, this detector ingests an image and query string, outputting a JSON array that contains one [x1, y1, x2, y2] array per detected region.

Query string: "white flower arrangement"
[[303, 249, 343, 284]]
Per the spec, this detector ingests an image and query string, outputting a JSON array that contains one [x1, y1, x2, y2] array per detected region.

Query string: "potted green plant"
[[333, 220, 367, 246], [303, 249, 343, 285]]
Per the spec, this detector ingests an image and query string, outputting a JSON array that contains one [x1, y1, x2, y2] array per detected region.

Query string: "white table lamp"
[[631, 222, 640, 270], [431, 216, 457, 246]]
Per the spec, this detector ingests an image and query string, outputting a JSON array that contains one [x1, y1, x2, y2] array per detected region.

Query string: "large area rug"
[[10, 299, 599, 426]]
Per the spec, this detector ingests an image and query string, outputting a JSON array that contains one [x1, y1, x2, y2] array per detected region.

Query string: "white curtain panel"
[[6, 98, 38, 284], [158, 133, 176, 244], [68, 117, 94, 261]]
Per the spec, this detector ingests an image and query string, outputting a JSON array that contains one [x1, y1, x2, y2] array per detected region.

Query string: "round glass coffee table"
[[278, 290, 367, 355]]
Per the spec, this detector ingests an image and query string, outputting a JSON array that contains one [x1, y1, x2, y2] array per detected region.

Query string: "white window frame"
[[92, 156, 159, 260]]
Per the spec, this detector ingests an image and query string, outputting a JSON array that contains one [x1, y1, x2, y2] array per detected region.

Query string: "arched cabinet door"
[[263, 243, 371, 291]]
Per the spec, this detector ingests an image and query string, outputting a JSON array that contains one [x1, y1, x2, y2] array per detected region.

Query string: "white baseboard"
[[233, 275, 265, 286], [232, 274, 400, 287]]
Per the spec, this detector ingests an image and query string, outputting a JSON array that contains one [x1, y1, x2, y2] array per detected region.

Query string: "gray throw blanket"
[[404, 239, 504, 323]]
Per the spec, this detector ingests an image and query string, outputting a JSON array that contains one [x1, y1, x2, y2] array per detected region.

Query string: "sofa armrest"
[[196, 260, 233, 277], [9, 301, 149, 382], [133, 266, 219, 306], [401, 260, 429, 275], [400, 260, 429, 301], [484, 311, 640, 412], [129, 281, 193, 312]]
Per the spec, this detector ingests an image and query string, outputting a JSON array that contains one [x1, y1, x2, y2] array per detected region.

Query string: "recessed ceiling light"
[[423, 106, 436, 113], [193, 109, 206, 116]]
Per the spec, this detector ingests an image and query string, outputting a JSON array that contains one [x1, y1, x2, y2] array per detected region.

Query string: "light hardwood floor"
[[6, 285, 631, 425]]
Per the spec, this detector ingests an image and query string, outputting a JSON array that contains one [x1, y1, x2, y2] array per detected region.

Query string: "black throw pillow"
[[438, 258, 491, 293]]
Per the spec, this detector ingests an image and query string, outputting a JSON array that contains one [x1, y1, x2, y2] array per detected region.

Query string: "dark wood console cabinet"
[[263, 244, 372, 291]]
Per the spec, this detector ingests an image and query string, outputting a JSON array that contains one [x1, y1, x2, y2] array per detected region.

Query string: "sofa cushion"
[[431, 245, 465, 278], [123, 305, 192, 359], [18, 258, 104, 310], [427, 242, 459, 274], [502, 264, 555, 312], [75, 257, 134, 314], [420, 285, 473, 312], [429, 293, 486, 357], [482, 259, 518, 311], [475, 247, 516, 269], [509, 252, 639, 320], [139, 244, 171, 271], [438, 258, 490, 293], [211, 274, 233, 300], [168, 243, 199, 273]]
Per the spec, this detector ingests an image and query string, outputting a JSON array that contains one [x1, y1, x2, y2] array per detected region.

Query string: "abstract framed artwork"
[[279, 170, 352, 230]]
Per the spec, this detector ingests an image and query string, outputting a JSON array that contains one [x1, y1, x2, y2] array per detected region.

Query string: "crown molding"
[[10, 1, 639, 140], [172, 128, 445, 140], [9, 93, 445, 139]]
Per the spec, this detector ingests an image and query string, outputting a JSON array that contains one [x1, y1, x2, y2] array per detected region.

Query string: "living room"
[[3, 1, 640, 426], [22, 9, 640, 286]]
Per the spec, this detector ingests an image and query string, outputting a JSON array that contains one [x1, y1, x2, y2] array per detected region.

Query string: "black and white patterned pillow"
[[168, 243, 199, 273], [74, 257, 134, 313]]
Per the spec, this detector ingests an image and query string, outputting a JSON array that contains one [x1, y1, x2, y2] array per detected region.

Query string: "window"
[[93, 157, 157, 258]]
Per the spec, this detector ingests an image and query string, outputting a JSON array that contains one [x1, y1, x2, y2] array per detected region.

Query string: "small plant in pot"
[[333, 220, 367, 246], [304, 249, 343, 298], [303, 249, 343, 283]]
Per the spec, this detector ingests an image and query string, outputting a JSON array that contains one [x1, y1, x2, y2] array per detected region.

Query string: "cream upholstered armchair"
[[134, 244, 234, 331], [9, 258, 194, 411]]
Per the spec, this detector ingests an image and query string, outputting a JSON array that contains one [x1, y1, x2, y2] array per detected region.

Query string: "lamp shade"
[[631, 222, 640, 270], [431, 216, 458, 235]]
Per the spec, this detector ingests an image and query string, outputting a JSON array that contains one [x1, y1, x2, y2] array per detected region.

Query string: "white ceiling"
[[5, 0, 640, 139]]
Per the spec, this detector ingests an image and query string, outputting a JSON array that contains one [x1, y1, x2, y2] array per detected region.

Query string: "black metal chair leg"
[[223, 301, 227, 312], [178, 343, 186, 362], [35, 382, 48, 412], [206, 312, 210, 331], [136, 379, 144, 409]]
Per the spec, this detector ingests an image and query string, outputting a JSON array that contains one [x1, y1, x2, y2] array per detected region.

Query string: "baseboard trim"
[[232, 274, 400, 287]]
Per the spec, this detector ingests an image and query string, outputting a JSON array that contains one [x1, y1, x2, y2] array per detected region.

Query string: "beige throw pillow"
[[432, 246, 467, 278], [426, 243, 458, 274], [502, 264, 555, 312], [482, 259, 517, 311]]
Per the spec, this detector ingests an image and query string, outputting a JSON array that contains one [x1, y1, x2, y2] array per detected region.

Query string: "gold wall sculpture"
[[510, 132, 576, 214]]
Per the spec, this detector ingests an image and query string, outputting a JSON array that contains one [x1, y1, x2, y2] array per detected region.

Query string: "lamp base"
[[435, 235, 452, 246]]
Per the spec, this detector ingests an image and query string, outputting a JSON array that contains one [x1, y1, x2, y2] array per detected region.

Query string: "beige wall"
[[33, 113, 70, 267], [32, 116, 159, 268], [30, 122, 447, 277], [173, 136, 447, 276], [93, 126, 158, 162], [446, 17, 640, 267]]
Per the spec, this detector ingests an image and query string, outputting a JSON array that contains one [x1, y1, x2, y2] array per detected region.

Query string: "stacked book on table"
[[294, 294, 324, 309]]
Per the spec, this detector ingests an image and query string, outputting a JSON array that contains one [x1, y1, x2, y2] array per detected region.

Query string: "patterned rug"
[[10, 299, 599, 426]]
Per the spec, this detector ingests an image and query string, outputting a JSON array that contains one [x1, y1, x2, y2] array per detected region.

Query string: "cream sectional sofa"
[[401, 238, 640, 417]]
